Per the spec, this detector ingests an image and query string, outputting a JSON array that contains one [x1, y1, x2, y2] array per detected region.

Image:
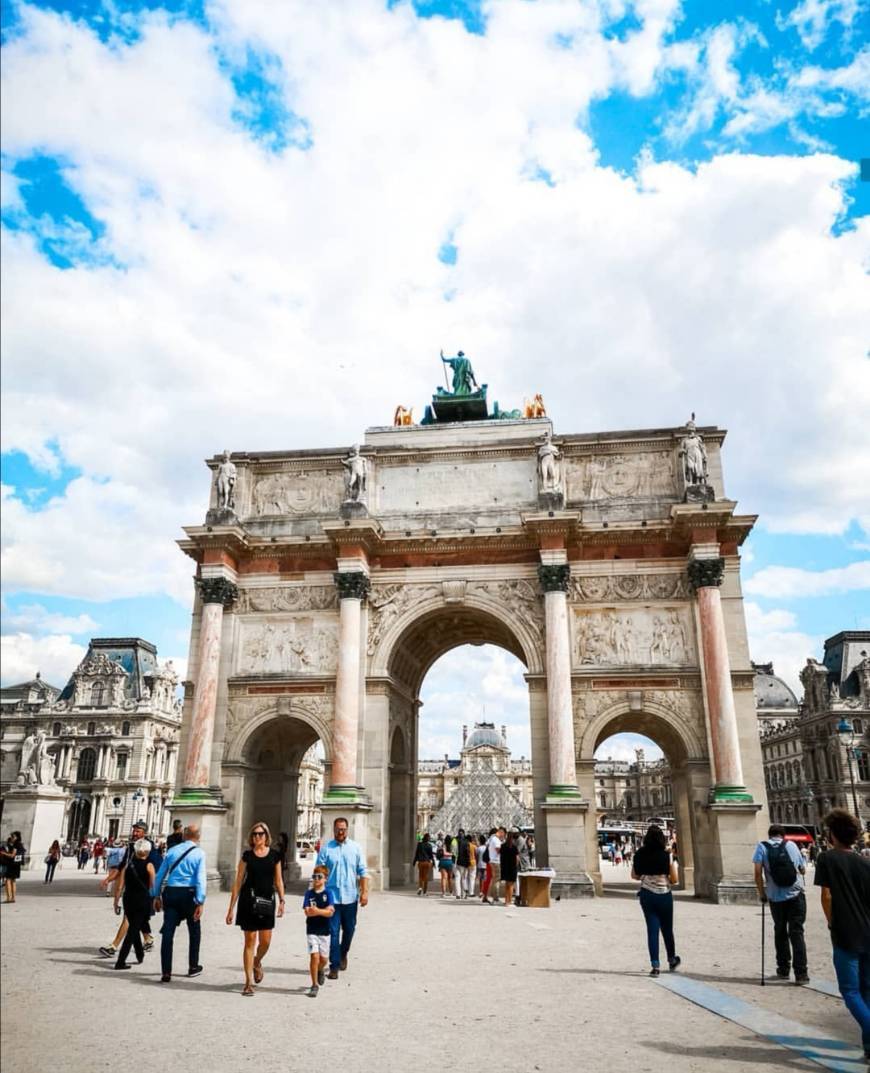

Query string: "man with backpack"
[[753, 823, 809, 984]]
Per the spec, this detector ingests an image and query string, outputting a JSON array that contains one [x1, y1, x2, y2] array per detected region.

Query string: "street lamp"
[[836, 717, 861, 818]]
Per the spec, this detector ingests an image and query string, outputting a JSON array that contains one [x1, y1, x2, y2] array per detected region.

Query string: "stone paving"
[[0, 862, 863, 1073]]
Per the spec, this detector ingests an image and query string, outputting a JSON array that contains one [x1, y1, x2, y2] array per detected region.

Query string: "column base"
[[172, 787, 225, 808], [322, 785, 369, 804], [540, 796, 593, 896], [709, 785, 754, 804], [546, 784, 583, 800], [710, 879, 759, 905]]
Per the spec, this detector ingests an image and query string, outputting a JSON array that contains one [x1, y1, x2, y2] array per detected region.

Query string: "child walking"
[[303, 864, 335, 998]]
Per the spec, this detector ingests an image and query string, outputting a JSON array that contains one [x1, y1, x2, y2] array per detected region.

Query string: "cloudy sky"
[[1, 0, 868, 765]]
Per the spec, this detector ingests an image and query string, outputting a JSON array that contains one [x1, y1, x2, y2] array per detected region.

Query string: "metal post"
[[846, 747, 860, 818]]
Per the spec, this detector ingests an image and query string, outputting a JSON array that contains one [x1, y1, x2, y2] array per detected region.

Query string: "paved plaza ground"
[[1, 862, 865, 1073]]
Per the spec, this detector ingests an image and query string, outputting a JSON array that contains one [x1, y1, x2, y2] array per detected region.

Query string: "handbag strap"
[[160, 844, 197, 892]]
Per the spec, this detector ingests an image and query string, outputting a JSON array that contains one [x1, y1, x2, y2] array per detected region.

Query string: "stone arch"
[[387, 724, 412, 887], [224, 702, 332, 765], [577, 697, 706, 764], [370, 591, 543, 687]]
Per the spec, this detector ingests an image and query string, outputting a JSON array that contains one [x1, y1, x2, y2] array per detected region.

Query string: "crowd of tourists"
[[3, 804, 868, 1058]]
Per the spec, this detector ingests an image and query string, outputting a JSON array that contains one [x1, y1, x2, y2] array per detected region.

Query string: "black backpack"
[[765, 840, 797, 887]]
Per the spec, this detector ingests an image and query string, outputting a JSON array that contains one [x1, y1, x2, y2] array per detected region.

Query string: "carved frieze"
[[573, 607, 694, 667], [237, 616, 339, 675], [249, 469, 343, 517], [237, 586, 338, 614], [367, 584, 441, 655], [566, 451, 678, 502], [569, 573, 688, 602], [467, 578, 545, 644]]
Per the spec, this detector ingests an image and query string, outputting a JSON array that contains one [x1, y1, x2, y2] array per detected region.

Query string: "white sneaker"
[[416, 888, 423, 896]]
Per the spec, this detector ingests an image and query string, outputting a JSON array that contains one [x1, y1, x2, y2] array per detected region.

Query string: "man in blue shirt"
[[151, 823, 207, 983], [316, 817, 368, 979], [753, 823, 809, 984]]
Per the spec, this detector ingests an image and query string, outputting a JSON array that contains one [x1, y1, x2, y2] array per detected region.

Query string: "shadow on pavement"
[[68, 966, 324, 997], [640, 1040, 814, 1068]]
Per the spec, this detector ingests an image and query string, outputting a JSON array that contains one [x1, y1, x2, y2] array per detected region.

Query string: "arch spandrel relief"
[[573, 690, 707, 762], [236, 615, 340, 675], [223, 696, 333, 765], [572, 606, 695, 668]]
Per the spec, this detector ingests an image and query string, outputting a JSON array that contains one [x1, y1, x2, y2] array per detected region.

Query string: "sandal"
[[253, 961, 264, 984], [242, 984, 254, 996]]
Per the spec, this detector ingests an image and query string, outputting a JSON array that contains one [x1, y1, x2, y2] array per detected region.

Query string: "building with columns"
[[175, 400, 766, 901], [0, 638, 182, 851], [756, 636, 870, 833]]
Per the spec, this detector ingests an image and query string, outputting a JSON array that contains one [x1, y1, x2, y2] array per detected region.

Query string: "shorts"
[[439, 860, 453, 871], [307, 934, 330, 958]]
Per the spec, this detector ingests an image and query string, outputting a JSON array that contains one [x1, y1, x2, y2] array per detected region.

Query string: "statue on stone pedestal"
[[342, 445, 368, 503], [680, 415, 708, 487], [17, 729, 57, 787], [18, 731, 38, 785], [215, 450, 237, 510], [440, 350, 479, 396], [537, 431, 562, 495]]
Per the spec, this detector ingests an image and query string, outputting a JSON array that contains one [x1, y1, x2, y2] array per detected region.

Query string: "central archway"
[[373, 600, 547, 888]]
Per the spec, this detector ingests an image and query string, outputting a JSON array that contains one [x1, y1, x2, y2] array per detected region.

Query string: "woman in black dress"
[[500, 830, 519, 906], [112, 839, 156, 970], [1, 832, 26, 903], [225, 821, 285, 995]]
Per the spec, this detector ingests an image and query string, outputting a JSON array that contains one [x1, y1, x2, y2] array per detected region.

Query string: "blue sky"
[[1, 0, 868, 761]]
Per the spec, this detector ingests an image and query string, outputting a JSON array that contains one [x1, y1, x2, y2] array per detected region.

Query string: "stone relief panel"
[[367, 584, 441, 655], [377, 457, 537, 514], [466, 578, 544, 646], [572, 607, 695, 667], [249, 470, 344, 518], [236, 586, 339, 614], [236, 616, 339, 674], [569, 573, 688, 602], [565, 451, 677, 502]]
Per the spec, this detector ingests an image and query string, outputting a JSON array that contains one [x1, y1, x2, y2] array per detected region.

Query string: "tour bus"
[[779, 824, 816, 846], [597, 826, 636, 857]]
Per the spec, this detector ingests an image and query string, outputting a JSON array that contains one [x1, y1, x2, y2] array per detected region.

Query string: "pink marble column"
[[689, 557, 751, 801], [327, 571, 370, 797], [539, 564, 581, 795], [182, 576, 237, 793]]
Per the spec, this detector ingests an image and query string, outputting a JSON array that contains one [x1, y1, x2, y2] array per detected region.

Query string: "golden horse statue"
[[393, 405, 414, 426], [524, 394, 547, 418]]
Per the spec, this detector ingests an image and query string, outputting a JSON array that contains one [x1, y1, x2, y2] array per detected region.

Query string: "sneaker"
[[668, 957, 681, 972], [327, 969, 339, 980], [317, 966, 326, 986], [187, 965, 203, 978], [649, 967, 660, 977], [307, 985, 319, 998], [416, 888, 423, 896], [795, 973, 810, 985], [98, 946, 116, 958]]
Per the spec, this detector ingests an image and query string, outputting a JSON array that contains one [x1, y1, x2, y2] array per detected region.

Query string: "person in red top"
[[92, 838, 105, 873]]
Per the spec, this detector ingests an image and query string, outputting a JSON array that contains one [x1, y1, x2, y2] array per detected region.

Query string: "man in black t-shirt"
[[166, 820, 184, 849], [814, 809, 870, 1060]]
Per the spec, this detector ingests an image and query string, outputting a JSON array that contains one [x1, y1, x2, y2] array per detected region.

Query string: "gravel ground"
[[0, 862, 860, 1073]]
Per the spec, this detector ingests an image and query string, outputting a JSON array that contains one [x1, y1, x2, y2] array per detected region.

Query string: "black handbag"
[[251, 892, 274, 917]]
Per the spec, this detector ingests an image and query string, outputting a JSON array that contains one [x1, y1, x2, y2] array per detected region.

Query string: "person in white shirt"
[[483, 827, 505, 905]]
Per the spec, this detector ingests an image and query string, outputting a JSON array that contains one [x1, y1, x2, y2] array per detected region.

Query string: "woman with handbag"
[[44, 840, 62, 883], [630, 824, 682, 976], [225, 821, 285, 996], [1, 831, 26, 902]]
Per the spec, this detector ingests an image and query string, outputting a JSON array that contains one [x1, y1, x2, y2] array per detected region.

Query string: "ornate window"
[[77, 747, 97, 781], [90, 682, 107, 707], [52, 722, 61, 737], [121, 721, 131, 736], [87, 721, 96, 736], [116, 753, 128, 779], [858, 751, 870, 781], [599, 793, 607, 807]]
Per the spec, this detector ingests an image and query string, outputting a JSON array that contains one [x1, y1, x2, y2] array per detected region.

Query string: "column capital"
[[687, 557, 724, 592], [334, 570, 371, 601], [198, 576, 239, 607], [538, 563, 570, 593]]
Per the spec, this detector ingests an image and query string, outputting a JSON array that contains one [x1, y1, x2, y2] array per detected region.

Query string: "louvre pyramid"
[[428, 766, 534, 834]]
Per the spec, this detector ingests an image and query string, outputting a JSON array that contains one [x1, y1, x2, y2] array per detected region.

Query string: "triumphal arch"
[[176, 359, 766, 901]]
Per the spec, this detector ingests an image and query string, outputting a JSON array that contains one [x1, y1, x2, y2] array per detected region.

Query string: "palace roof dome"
[[465, 723, 506, 749], [752, 663, 799, 710]]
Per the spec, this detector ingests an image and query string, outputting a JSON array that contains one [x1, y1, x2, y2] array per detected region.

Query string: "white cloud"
[[777, 0, 862, 51], [5, 602, 98, 635], [744, 560, 870, 599], [0, 631, 85, 688], [595, 733, 664, 763], [0, 2, 867, 620], [744, 601, 820, 695]]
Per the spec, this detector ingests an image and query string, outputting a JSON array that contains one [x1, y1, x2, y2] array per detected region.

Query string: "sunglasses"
[[252, 830, 267, 837]]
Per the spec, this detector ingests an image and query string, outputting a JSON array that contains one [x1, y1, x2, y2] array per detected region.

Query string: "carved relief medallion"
[[250, 470, 343, 517]]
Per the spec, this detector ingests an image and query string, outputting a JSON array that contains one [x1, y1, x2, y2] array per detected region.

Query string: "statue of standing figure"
[[537, 431, 562, 494], [680, 415, 708, 487], [215, 450, 237, 510], [35, 730, 57, 785], [440, 349, 479, 396], [342, 444, 368, 503]]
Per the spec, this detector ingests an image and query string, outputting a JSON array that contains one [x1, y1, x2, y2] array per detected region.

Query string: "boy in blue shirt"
[[303, 865, 334, 998]]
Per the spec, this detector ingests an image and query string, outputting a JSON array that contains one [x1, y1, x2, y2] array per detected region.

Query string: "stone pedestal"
[[318, 801, 374, 881], [699, 802, 763, 904], [537, 490, 565, 512], [339, 500, 369, 520], [2, 787, 67, 869], [541, 799, 594, 897], [204, 507, 239, 526], [166, 801, 228, 889]]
